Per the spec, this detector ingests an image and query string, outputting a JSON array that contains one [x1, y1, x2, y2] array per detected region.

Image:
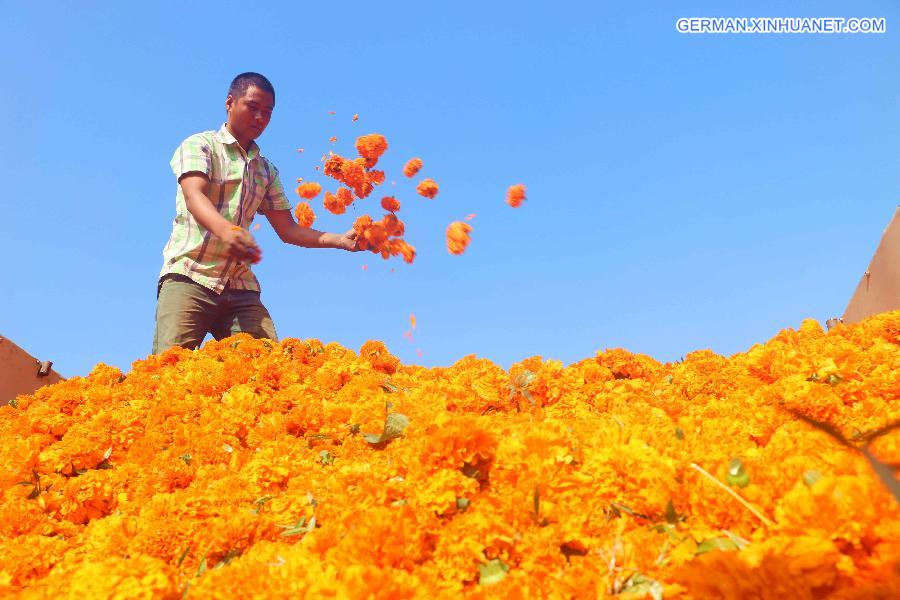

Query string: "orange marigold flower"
[[323, 191, 345, 215], [381, 213, 405, 237], [353, 215, 374, 235], [296, 182, 322, 200], [446, 221, 472, 255], [337, 187, 355, 207], [363, 224, 388, 248], [388, 239, 416, 263], [329, 136, 338, 143], [403, 158, 423, 178], [416, 178, 439, 199], [355, 134, 388, 168], [359, 340, 399, 374], [324, 154, 373, 199], [369, 170, 386, 186], [293, 202, 316, 227], [352, 113, 359, 122], [381, 196, 401, 212], [506, 183, 526, 208]]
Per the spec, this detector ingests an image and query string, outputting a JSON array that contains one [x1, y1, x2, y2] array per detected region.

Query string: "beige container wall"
[[842, 207, 900, 325], [0, 336, 65, 406]]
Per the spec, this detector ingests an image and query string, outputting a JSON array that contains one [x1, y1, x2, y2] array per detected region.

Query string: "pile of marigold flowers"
[[2, 312, 898, 598]]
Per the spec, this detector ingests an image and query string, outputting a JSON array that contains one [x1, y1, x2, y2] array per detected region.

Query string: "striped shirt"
[[159, 124, 292, 294]]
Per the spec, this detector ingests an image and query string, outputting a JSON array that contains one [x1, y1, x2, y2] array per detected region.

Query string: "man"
[[153, 72, 358, 354]]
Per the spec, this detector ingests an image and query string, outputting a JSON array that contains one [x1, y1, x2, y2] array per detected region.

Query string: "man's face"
[[225, 85, 274, 144]]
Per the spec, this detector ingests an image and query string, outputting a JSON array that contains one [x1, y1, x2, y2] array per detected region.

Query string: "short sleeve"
[[170, 134, 212, 181], [257, 163, 293, 214]]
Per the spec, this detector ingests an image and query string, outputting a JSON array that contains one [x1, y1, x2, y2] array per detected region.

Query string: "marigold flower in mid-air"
[[352, 113, 359, 122], [446, 221, 472, 255], [416, 178, 439, 199], [296, 182, 322, 200], [403, 158, 423, 178], [381, 196, 401, 212], [355, 134, 388, 168], [368, 170, 386, 186], [336, 187, 355, 208], [324, 154, 374, 199], [506, 183, 526, 208], [293, 202, 316, 227], [329, 136, 338, 143], [323, 191, 345, 215]]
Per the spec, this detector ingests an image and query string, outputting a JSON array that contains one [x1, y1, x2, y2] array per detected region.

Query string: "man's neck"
[[226, 124, 253, 154]]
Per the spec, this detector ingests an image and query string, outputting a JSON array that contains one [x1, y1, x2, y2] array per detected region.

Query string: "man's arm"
[[265, 209, 358, 251], [180, 173, 261, 263]]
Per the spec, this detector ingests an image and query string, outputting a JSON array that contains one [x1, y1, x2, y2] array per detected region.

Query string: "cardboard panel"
[[842, 207, 900, 325], [0, 336, 65, 406]]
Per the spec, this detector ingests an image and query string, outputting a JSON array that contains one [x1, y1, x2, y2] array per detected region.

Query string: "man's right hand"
[[221, 226, 262, 263], [179, 173, 262, 263]]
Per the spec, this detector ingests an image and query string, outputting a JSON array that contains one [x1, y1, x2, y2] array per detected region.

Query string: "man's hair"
[[228, 72, 275, 102]]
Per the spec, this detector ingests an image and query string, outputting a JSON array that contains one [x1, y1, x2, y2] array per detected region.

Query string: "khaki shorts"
[[152, 274, 278, 354]]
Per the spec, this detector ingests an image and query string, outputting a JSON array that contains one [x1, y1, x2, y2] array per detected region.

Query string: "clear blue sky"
[[3, 1, 898, 378]]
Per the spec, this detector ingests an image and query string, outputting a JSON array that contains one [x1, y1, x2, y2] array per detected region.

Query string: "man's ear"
[[225, 94, 235, 113]]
